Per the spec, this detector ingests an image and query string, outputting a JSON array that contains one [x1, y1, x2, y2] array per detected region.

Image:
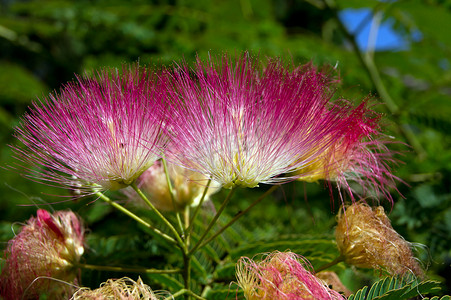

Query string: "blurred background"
[[1, 0, 450, 296]]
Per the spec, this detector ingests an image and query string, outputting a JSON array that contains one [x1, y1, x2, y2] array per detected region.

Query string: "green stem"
[[187, 179, 212, 235], [165, 289, 206, 300], [183, 253, 192, 300], [94, 192, 176, 245], [188, 187, 237, 256], [162, 158, 184, 234], [315, 255, 345, 273], [77, 263, 181, 274], [184, 205, 191, 247], [327, 0, 426, 159], [161, 158, 176, 203], [130, 182, 186, 250], [196, 185, 279, 250]]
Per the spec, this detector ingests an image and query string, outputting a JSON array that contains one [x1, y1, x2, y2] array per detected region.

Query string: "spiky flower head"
[[13, 65, 168, 194], [164, 53, 395, 190], [294, 101, 399, 201], [72, 277, 172, 300], [335, 202, 423, 277], [236, 251, 345, 300], [126, 159, 221, 211], [0, 209, 85, 300]]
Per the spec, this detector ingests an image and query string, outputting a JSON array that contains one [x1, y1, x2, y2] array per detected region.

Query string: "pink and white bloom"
[[236, 251, 345, 300], [164, 53, 397, 195], [0, 209, 85, 300], [13, 65, 168, 194]]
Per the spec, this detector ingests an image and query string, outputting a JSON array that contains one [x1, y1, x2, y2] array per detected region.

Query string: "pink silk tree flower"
[[0, 209, 85, 300], [13, 65, 168, 194], [293, 101, 399, 201], [163, 53, 397, 192], [236, 251, 345, 300]]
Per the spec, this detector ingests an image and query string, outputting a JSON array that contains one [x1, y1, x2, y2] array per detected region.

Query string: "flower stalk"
[[325, 0, 426, 160], [188, 187, 237, 256], [162, 158, 185, 233], [77, 263, 182, 274], [196, 185, 279, 250], [95, 191, 177, 245], [131, 182, 186, 250], [165, 289, 207, 300], [315, 255, 345, 273], [187, 179, 212, 235]]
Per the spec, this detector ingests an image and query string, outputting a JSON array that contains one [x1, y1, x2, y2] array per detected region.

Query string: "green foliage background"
[[1, 0, 450, 298]]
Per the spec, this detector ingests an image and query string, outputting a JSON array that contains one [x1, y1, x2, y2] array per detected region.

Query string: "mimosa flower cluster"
[[14, 66, 168, 193], [165, 58, 396, 195], [3, 53, 412, 299], [316, 271, 352, 297], [13, 53, 398, 201]]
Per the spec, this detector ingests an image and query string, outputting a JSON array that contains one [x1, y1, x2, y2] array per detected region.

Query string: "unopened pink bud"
[[0, 209, 85, 299], [335, 202, 423, 277], [236, 251, 345, 300]]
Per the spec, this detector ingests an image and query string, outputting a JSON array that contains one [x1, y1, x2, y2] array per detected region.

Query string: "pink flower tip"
[[294, 100, 401, 202]]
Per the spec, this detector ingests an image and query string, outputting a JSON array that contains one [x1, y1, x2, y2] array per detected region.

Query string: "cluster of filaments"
[[72, 277, 171, 300], [0, 203, 422, 299], [13, 54, 397, 202], [335, 202, 424, 278], [1, 53, 421, 299]]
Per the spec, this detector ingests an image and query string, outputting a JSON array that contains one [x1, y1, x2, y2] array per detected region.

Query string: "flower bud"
[[335, 203, 423, 277], [72, 277, 171, 299], [317, 271, 352, 297], [0, 209, 85, 299], [128, 159, 221, 212], [236, 251, 345, 300]]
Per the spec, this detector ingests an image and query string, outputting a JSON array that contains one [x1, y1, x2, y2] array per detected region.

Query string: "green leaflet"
[[202, 285, 244, 300], [147, 273, 184, 291], [348, 275, 444, 300], [230, 234, 340, 269], [410, 112, 451, 136], [423, 296, 451, 300]]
